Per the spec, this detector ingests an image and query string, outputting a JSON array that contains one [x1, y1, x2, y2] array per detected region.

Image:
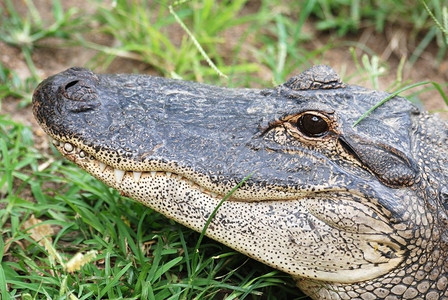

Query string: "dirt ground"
[[1, 0, 448, 128]]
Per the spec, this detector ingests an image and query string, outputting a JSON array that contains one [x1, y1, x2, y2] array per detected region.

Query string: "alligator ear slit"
[[338, 136, 362, 162], [338, 134, 417, 187]]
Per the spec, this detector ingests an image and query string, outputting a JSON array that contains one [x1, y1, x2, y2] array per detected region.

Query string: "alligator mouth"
[[51, 138, 224, 199], [49, 137, 382, 203], [48, 133, 341, 202]]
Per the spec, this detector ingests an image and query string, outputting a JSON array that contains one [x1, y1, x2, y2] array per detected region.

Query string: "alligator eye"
[[297, 113, 329, 137]]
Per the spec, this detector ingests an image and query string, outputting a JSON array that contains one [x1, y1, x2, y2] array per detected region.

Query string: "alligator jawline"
[[51, 139, 227, 199], [51, 138, 351, 203]]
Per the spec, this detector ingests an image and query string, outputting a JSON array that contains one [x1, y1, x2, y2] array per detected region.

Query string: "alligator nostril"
[[61, 77, 99, 112], [65, 80, 79, 90], [62, 79, 98, 103]]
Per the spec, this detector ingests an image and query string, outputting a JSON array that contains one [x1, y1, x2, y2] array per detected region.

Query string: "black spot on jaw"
[[383, 251, 396, 259], [441, 190, 448, 211]]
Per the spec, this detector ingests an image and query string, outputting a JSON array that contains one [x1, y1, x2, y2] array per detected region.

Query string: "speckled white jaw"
[[51, 138, 405, 284], [55, 139, 222, 198]]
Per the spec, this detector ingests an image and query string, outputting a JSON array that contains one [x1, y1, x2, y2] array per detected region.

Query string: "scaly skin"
[[33, 66, 448, 299]]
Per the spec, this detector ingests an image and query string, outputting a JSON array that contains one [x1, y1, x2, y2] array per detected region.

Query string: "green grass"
[[0, 0, 84, 82], [1, 0, 448, 299]]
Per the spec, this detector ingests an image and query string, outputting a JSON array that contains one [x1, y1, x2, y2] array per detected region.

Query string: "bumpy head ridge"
[[283, 65, 346, 90]]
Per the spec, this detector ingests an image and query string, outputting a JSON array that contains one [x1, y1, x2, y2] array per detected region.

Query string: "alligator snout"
[[60, 68, 99, 102], [33, 67, 102, 123], [61, 79, 100, 113], [62, 79, 97, 102]]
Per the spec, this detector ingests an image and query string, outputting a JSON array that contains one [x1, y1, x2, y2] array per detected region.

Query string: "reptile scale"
[[33, 66, 448, 299]]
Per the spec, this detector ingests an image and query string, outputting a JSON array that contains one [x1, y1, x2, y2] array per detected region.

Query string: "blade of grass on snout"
[[353, 80, 448, 126], [188, 173, 254, 277]]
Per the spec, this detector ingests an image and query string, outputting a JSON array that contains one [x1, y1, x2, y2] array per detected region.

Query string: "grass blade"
[[169, 5, 227, 78], [0, 264, 10, 300], [99, 262, 133, 299], [192, 173, 253, 269], [353, 80, 448, 126]]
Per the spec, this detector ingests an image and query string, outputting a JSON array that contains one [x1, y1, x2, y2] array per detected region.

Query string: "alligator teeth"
[[114, 169, 125, 183], [79, 150, 86, 158], [150, 171, 156, 177], [99, 162, 107, 172], [64, 142, 74, 152], [133, 171, 142, 182], [52, 139, 60, 146], [165, 172, 172, 178]]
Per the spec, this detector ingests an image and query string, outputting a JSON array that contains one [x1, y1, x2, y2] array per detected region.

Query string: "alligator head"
[[33, 66, 448, 299]]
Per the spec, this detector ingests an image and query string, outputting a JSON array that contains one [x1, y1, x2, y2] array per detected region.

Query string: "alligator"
[[33, 66, 448, 299]]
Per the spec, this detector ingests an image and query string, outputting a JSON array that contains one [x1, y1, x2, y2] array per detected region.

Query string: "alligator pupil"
[[297, 113, 329, 137]]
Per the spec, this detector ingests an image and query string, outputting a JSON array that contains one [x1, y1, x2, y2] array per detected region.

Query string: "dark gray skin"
[[33, 66, 448, 299]]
